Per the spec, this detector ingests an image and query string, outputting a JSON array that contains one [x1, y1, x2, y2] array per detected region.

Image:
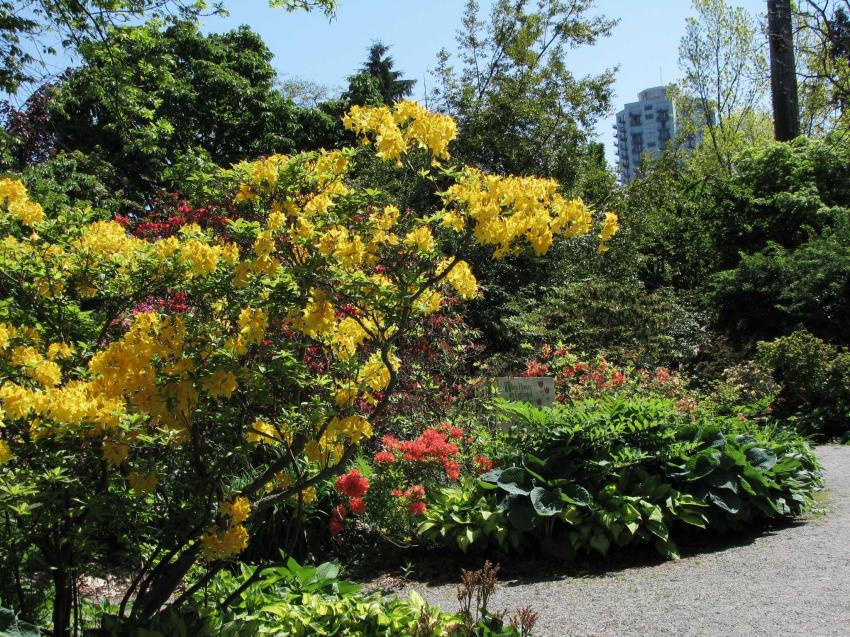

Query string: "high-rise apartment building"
[[613, 86, 698, 184]]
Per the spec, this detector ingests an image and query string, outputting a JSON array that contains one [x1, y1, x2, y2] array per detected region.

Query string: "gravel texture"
[[397, 445, 850, 637]]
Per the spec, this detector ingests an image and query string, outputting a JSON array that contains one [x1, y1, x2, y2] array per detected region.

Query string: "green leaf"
[[507, 499, 537, 531], [745, 446, 777, 471], [495, 467, 532, 496], [590, 533, 610, 555], [530, 487, 563, 516], [560, 483, 592, 507]]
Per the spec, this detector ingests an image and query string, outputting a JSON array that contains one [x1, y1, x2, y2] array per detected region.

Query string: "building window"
[[629, 113, 642, 126]]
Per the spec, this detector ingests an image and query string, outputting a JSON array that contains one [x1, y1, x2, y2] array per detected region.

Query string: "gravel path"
[[406, 445, 850, 637]]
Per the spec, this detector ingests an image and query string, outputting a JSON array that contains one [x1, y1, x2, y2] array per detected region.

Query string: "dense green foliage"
[[420, 398, 821, 559]]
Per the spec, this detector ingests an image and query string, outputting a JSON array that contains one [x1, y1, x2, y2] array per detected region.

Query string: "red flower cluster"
[[391, 484, 428, 516], [520, 360, 550, 377], [335, 469, 370, 498], [117, 194, 231, 241], [473, 455, 494, 474], [378, 427, 461, 481], [331, 470, 370, 536]]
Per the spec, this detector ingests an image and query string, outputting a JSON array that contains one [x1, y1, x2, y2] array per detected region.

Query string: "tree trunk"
[[52, 569, 73, 637], [767, 0, 800, 141]]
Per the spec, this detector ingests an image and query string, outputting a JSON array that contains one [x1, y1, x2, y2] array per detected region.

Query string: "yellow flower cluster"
[[77, 221, 144, 262], [127, 471, 157, 494], [326, 414, 373, 445], [220, 496, 251, 524], [343, 100, 457, 163], [358, 350, 397, 392], [10, 346, 62, 387], [597, 212, 620, 253], [0, 323, 14, 350], [442, 260, 478, 299], [330, 316, 373, 360], [318, 226, 366, 270], [103, 440, 129, 466], [201, 369, 238, 398], [441, 168, 599, 257], [244, 418, 289, 445], [201, 497, 252, 560], [0, 178, 44, 226], [404, 226, 435, 253], [232, 307, 268, 355], [0, 439, 12, 465], [294, 289, 335, 339]]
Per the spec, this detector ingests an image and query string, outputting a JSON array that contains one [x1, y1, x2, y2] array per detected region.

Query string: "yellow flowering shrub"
[[0, 101, 617, 622]]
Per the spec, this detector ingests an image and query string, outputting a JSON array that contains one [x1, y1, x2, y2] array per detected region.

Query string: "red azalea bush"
[[116, 191, 233, 239], [521, 345, 696, 410], [331, 423, 496, 541], [380, 300, 484, 430]]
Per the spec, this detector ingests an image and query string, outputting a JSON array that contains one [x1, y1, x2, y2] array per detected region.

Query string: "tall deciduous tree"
[[795, 0, 850, 130], [768, 0, 800, 140], [679, 0, 770, 171], [428, 0, 618, 354], [47, 19, 302, 205], [430, 0, 616, 185], [2, 1, 337, 95]]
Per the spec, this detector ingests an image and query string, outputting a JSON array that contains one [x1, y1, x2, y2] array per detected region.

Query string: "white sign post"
[[495, 377, 555, 408]]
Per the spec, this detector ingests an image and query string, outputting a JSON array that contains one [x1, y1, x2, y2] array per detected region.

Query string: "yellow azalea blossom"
[[265, 471, 293, 493], [220, 496, 251, 524], [0, 323, 15, 350], [334, 385, 358, 407], [441, 168, 599, 257], [303, 439, 324, 463], [404, 226, 435, 253], [46, 342, 74, 360], [235, 307, 268, 355], [9, 200, 44, 226], [0, 178, 28, 206], [102, 440, 129, 466], [327, 414, 373, 444], [597, 212, 620, 253], [201, 370, 238, 398], [77, 221, 142, 261], [128, 472, 157, 494], [344, 101, 458, 162], [178, 239, 220, 277], [0, 440, 12, 465], [443, 260, 478, 299], [358, 350, 398, 392], [200, 523, 249, 560], [330, 316, 372, 360], [416, 289, 443, 314], [245, 418, 286, 445], [295, 289, 335, 338]]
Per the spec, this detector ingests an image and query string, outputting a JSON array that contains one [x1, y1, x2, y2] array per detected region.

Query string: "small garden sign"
[[496, 377, 555, 407]]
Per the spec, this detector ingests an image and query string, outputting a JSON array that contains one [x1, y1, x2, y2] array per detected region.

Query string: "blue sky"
[[212, 0, 769, 166], [15, 0, 769, 167]]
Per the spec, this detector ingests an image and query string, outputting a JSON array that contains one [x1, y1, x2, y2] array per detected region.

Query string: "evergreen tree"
[[360, 41, 416, 104]]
